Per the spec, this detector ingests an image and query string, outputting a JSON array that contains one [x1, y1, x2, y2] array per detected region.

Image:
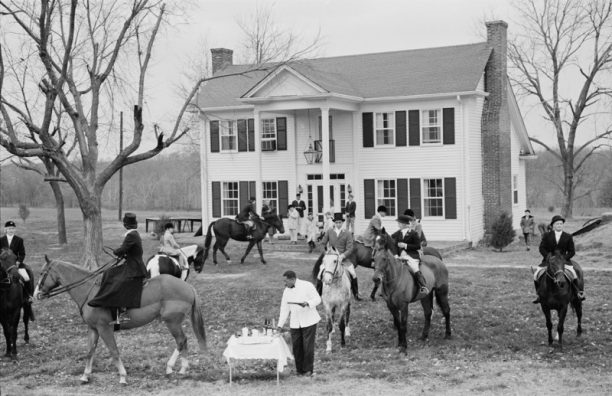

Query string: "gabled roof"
[[197, 42, 492, 109]]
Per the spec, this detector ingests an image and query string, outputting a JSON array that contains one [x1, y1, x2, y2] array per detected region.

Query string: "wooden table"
[[145, 217, 202, 233]]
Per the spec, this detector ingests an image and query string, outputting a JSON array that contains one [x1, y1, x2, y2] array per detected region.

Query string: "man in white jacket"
[[277, 270, 321, 377]]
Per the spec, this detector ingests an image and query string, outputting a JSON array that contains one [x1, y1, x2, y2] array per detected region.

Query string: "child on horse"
[[317, 213, 361, 300], [159, 222, 189, 279], [236, 197, 259, 240], [392, 214, 429, 295], [533, 214, 585, 303]]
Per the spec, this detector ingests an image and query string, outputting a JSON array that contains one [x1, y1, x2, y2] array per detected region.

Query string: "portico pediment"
[[242, 66, 327, 99]]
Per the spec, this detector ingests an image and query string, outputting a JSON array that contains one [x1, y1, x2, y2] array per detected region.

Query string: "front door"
[[306, 175, 347, 224]]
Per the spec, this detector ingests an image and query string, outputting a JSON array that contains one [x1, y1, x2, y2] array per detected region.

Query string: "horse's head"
[[0, 248, 17, 271], [193, 246, 205, 273], [321, 247, 341, 285], [34, 256, 59, 300], [263, 212, 285, 235], [547, 250, 568, 288], [372, 237, 393, 284]]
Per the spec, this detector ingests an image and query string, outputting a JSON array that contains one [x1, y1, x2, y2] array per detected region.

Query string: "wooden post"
[[118, 111, 123, 221]]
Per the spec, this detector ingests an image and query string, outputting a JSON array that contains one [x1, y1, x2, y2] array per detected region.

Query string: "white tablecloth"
[[222, 335, 294, 372]]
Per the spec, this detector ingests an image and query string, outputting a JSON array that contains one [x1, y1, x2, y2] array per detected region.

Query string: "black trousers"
[[290, 323, 317, 374]]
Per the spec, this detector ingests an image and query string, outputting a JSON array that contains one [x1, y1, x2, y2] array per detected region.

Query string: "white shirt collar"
[[124, 229, 138, 237], [334, 228, 342, 236]]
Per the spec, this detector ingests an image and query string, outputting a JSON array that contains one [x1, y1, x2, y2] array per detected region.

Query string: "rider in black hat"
[[1, 220, 35, 303], [533, 214, 585, 303], [236, 197, 259, 240], [392, 214, 428, 295]]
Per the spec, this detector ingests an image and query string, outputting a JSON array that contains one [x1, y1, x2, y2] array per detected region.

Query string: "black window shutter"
[[212, 181, 221, 217], [408, 110, 420, 146], [278, 180, 288, 217], [276, 117, 287, 151], [397, 178, 408, 215], [409, 178, 421, 218], [395, 111, 407, 147], [248, 181, 256, 201], [444, 177, 457, 219], [443, 108, 455, 145], [247, 119, 255, 151], [210, 121, 220, 153], [364, 179, 375, 218], [362, 112, 374, 148], [317, 186, 324, 214], [237, 119, 247, 152], [239, 181, 249, 211]]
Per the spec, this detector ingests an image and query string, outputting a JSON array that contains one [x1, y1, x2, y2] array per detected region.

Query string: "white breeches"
[[399, 256, 420, 273], [18, 268, 30, 282], [534, 266, 576, 281]]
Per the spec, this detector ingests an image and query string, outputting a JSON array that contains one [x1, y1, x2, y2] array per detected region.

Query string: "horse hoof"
[[80, 375, 89, 384], [119, 377, 127, 385], [444, 334, 452, 340], [261, 260, 267, 265], [227, 260, 232, 265]]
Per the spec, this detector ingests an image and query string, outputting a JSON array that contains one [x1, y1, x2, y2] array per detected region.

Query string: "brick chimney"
[[481, 20, 512, 233], [211, 48, 233, 74]]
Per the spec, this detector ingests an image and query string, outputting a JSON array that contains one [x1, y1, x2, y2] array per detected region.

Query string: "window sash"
[[261, 119, 277, 151], [376, 179, 396, 216], [421, 109, 441, 144], [375, 112, 395, 146], [512, 175, 519, 204], [220, 121, 237, 151], [423, 178, 444, 217], [222, 182, 239, 216], [262, 181, 278, 211]]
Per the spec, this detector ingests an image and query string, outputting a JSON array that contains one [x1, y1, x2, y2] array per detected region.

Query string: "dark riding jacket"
[[236, 202, 258, 222], [0, 235, 25, 264], [391, 229, 421, 259], [291, 199, 306, 218], [539, 230, 575, 262], [344, 201, 356, 218]]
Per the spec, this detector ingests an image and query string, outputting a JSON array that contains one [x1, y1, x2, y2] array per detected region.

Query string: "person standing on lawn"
[[520, 209, 535, 251], [277, 270, 321, 377]]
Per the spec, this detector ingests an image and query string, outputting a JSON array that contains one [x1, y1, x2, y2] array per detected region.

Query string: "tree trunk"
[[49, 181, 67, 245], [562, 168, 574, 219], [81, 196, 103, 270]]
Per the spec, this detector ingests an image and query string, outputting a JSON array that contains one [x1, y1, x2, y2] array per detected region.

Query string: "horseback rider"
[[236, 197, 259, 240], [361, 205, 387, 248], [317, 213, 362, 301], [392, 214, 429, 295], [533, 215, 585, 303], [159, 222, 189, 280], [403, 209, 427, 247], [0, 220, 34, 303], [88, 213, 148, 325]]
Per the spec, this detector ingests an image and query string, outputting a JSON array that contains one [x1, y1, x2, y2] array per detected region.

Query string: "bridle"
[[322, 252, 343, 284], [545, 257, 569, 285]]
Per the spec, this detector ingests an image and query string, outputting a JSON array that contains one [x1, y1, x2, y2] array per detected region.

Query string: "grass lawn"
[[1, 207, 611, 395]]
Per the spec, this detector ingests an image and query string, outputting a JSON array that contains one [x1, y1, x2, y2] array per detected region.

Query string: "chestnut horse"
[[372, 233, 451, 354], [34, 257, 207, 384]]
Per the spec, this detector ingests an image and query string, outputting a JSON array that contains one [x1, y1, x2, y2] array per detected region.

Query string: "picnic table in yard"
[[145, 217, 202, 233]]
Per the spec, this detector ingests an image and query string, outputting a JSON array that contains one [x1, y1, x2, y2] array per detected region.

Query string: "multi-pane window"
[[261, 119, 277, 151], [423, 178, 444, 217], [220, 121, 237, 151], [421, 109, 441, 144], [512, 175, 519, 205], [262, 181, 278, 212], [222, 182, 239, 216], [375, 112, 395, 146], [377, 179, 396, 216]]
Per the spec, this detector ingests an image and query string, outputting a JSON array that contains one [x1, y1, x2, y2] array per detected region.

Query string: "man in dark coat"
[[1, 220, 35, 302], [533, 215, 585, 303], [88, 213, 148, 324], [392, 215, 428, 295], [236, 197, 259, 239], [292, 194, 307, 235], [344, 194, 357, 234]]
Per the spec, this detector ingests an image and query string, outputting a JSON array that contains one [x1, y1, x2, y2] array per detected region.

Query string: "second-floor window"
[[220, 121, 237, 151], [375, 112, 395, 146], [421, 109, 441, 144], [261, 119, 277, 151]]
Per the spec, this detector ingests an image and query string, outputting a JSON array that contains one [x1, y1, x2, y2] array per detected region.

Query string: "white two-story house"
[[196, 20, 535, 243]]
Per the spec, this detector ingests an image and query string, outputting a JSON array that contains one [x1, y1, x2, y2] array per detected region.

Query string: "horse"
[[320, 247, 352, 353], [146, 244, 205, 280], [311, 229, 443, 301], [0, 249, 34, 360], [34, 257, 207, 384], [372, 233, 451, 354], [534, 251, 583, 349], [202, 211, 285, 265]]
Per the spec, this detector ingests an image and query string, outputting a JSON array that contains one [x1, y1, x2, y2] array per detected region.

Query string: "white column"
[[200, 114, 209, 227], [254, 110, 263, 213], [321, 107, 331, 213], [351, 110, 361, 232]]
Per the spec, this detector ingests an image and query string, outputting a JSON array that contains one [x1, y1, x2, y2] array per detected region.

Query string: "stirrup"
[[577, 291, 586, 301], [419, 286, 429, 295], [532, 296, 540, 304]]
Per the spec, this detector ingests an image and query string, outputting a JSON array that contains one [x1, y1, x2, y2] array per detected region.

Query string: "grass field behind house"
[[0, 207, 611, 395]]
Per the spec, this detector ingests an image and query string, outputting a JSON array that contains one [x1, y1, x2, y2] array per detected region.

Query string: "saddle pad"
[[534, 267, 576, 281]]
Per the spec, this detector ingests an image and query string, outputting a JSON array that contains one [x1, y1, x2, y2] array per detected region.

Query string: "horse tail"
[[190, 289, 207, 352], [311, 252, 324, 281], [203, 221, 216, 262]]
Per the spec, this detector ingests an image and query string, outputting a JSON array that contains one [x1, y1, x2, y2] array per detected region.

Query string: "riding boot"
[[572, 279, 586, 301], [316, 278, 323, 296], [308, 241, 315, 253], [414, 271, 429, 295], [532, 280, 540, 304], [350, 276, 362, 301]]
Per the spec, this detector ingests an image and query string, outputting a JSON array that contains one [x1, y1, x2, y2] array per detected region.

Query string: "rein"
[[323, 253, 343, 284], [39, 257, 122, 299]]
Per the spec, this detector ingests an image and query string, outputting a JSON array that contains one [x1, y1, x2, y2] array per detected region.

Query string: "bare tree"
[[509, 0, 612, 217]]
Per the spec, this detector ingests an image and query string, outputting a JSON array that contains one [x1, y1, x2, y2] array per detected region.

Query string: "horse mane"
[[0, 248, 17, 270]]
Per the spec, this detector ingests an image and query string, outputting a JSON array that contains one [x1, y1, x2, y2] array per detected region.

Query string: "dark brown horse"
[[0, 249, 34, 360], [535, 251, 583, 349], [311, 229, 443, 301], [202, 212, 284, 265], [372, 233, 451, 354]]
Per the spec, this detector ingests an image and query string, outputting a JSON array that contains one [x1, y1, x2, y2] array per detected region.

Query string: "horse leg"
[[370, 281, 379, 302], [344, 303, 351, 338], [399, 305, 409, 354], [98, 326, 128, 384], [217, 240, 231, 263], [212, 240, 219, 265], [339, 306, 347, 347], [22, 304, 30, 344], [256, 240, 266, 264], [542, 306, 554, 346], [240, 241, 256, 264], [435, 285, 452, 339], [573, 299, 583, 337], [164, 319, 189, 376], [557, 305, 568, 351], [80, 327, 100, 383], [326, 311, 334, 353], [420, 293, 434, 341], [9, 311, 19, 359]]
